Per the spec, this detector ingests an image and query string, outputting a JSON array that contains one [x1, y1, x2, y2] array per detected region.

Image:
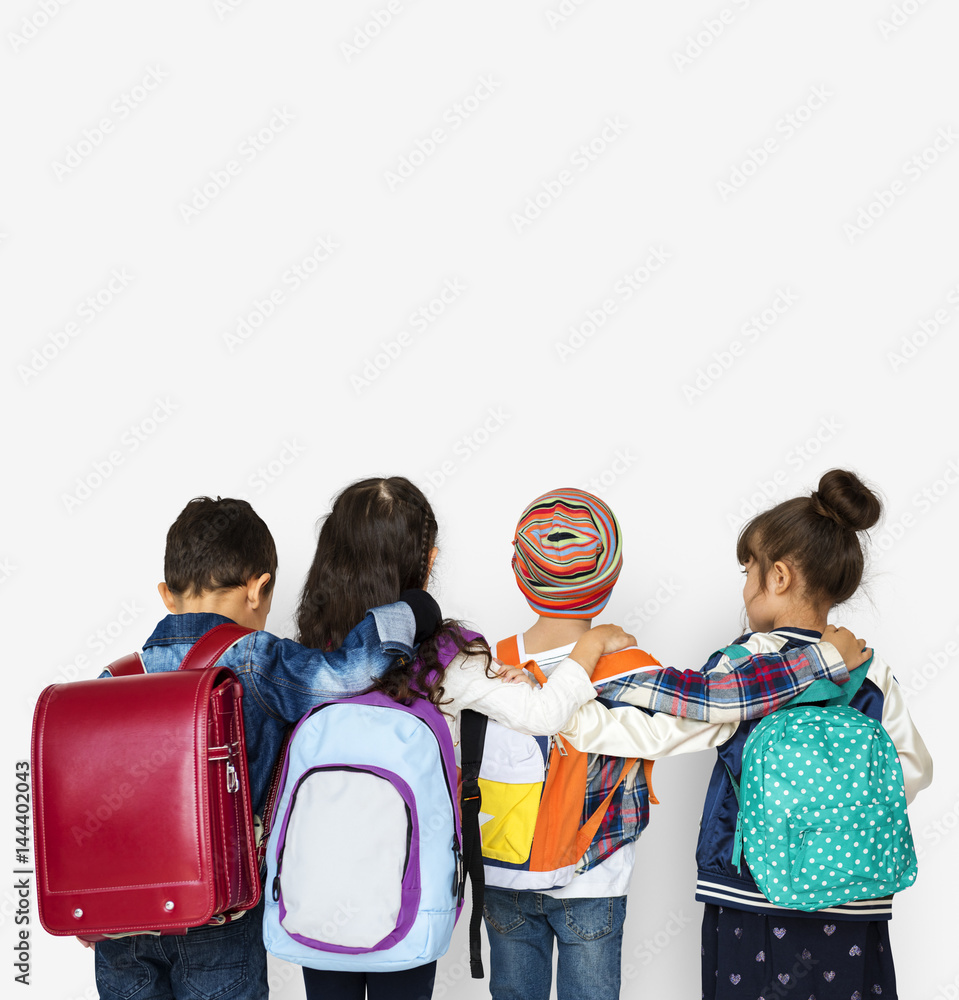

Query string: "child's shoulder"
[[724, 627, 819, 656], [715, 629, 787, 659], [431, 624, 489, 673]]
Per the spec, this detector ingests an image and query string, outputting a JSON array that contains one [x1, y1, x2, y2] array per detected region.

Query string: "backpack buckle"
[[210, 742, 241, 794]]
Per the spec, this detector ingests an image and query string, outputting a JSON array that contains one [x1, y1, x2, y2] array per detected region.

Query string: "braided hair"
[[294, 477, 490, 709]]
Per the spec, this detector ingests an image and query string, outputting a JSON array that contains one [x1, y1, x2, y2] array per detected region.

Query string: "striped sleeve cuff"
[[809, 641, 849, 684]]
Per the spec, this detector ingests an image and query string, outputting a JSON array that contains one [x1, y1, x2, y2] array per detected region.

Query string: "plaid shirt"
[[577, 637, 849, 873]]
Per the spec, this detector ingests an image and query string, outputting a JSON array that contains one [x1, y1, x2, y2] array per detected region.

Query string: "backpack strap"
[[784, 658, 872, 708], [496, 635, 549, 686], [722, 760, 746, 873], [569, 756, 640, 861], [459, 709, 488, 979], [178, 623, 253, 671], [105, 624, 253, 678], [643, 759, 659, 806], [257, 728, 292, 874], [496, 635, 520, 664], [105, 652, 145, 677]]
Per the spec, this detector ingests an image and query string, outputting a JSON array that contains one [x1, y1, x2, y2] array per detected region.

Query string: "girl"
[[292, 475, 870, 1000], [559, 469, 933, 999]]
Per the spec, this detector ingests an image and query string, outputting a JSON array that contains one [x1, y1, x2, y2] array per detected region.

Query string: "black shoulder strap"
[[459, 708, 488, 979]]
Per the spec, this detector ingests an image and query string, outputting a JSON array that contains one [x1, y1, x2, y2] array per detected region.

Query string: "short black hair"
[[164, 497, 277, 597]]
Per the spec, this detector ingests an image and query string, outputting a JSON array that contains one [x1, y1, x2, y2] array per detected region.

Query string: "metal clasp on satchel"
[[209, 742, 242, 793]]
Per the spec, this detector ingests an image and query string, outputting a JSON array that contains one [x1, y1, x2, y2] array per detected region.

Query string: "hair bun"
[[811, 469, 882, 532]]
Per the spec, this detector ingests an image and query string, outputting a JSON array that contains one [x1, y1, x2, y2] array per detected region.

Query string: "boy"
[[93, 496, 442, 1000], [481, 488, 868, 1000]]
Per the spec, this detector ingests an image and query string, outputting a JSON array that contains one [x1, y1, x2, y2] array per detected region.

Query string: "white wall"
[[4, 2, 956, 998]]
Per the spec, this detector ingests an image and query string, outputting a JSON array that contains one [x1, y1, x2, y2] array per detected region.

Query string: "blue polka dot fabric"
[[733, 705, 917, 912]]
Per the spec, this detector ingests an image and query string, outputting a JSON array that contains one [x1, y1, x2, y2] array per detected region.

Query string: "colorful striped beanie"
[[512, 488, 623, 618]]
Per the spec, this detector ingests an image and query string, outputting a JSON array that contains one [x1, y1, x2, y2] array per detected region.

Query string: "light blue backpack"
[[729, 661, 918, 912], [262, 635, 486, 974]]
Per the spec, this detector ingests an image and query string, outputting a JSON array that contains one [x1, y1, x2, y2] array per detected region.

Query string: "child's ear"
[[770, 561, 793, 596], [425, 546, 438, 585], [247, 573, 272, 610], [158, 582, 178, 613]]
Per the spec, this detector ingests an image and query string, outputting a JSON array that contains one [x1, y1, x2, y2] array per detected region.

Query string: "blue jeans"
[[94, 902, 267, 1000], [483, 888, 627, 1000]]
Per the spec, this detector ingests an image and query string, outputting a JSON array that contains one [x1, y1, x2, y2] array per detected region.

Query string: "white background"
[[3, 1, 957, 998]]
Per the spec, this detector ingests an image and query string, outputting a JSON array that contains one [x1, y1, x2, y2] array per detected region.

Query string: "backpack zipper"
[[272, 699, 461, 903], [272, 764, 415, 904]]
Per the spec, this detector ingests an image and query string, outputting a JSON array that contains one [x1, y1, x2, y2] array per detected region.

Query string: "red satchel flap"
[[31, 625, 255, 938]]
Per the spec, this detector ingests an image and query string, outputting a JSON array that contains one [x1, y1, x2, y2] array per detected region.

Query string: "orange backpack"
[[478, 637, 658, 891]]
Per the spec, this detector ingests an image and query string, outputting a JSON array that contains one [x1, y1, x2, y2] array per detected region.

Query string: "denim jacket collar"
[[143, 612, 238, 648]]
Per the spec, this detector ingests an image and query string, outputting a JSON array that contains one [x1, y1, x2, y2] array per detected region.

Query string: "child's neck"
[[170, 590, 260, 628], [523, 616, 592, 655], [769, 603, 828, 634]]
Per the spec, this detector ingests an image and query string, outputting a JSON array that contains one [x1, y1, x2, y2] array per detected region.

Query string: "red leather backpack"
[[32, 624, 260, 940]]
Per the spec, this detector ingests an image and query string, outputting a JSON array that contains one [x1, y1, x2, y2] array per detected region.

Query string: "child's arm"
[[441, 626, 633, 736], [242, 593, 440, 724], [592, 626, 862, 723], [443, 651, 597, 736], [560, 701, 736, 758], [868, 654, 934, 803]]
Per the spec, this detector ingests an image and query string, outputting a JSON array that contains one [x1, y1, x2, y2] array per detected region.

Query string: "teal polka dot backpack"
[[727, 660, 918, 911]]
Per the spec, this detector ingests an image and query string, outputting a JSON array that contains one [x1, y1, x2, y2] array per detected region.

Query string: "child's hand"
[[495, 663, 537, 687], [569, 624, 636, 677], [589, 624, 636, 656], [76, 937, 95, 949], [822, 624, 870, 671]]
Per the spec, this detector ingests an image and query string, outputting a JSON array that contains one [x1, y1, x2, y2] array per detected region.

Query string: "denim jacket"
[[103, 602, 418, 817]]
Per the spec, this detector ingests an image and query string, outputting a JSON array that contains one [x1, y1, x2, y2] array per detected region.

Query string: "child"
[[290, 478, 866, 1000], [482, 488, 868, 1000], [93, 496, 443, 1000], [560, 470, 933, 999]]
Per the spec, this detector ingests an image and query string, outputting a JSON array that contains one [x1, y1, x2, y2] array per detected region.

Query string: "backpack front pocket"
[[790, 803, 903, 890], [477, 723, 548, 865], [274, 765, 418, 951], [477, 779, 541, 863]]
